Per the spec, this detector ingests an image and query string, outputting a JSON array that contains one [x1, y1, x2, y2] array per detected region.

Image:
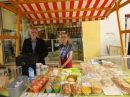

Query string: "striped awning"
[[11, 0, 116, 24]]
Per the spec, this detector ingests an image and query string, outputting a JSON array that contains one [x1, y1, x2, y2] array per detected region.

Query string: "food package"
[[53, 82, 60, 93], [87, 79, 102, 94], [65, 75, 77, 83], [111, 77, 130, 94], [100, 79, 114, 87], [31, 76, 48, 92], [62, 81, 71, 95], [81, 82, 91, 94], [45, 83, 52, 93], [70, 82, 81, 95]]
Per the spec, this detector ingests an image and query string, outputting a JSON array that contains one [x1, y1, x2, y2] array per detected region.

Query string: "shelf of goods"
[[1, 60, 130, 97]]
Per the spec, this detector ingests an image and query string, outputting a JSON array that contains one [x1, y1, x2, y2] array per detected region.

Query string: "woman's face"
[[61, 34, 68, 44]]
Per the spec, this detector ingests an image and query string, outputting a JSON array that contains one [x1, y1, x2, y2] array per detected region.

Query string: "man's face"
[[29, 28, 38, 39]]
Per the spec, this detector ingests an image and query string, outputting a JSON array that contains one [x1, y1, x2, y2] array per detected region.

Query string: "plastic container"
[[0, 69, 9, 89], [36, 63, 41, 75], [40, 65, 48, 75], [46, 83, 52, 93], [6, 76, 28, 97], [53, 83, 60, 93], [28, 67, 35, 82]]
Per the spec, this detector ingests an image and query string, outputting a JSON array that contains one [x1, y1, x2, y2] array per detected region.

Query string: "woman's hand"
[[60, 64, 66, 68]]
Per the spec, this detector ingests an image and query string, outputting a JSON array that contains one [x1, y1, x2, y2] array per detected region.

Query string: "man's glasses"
[[61, 36, 67, 38]]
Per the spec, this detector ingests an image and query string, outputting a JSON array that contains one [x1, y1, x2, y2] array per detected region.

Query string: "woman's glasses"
[[61, 36, 67, 38]]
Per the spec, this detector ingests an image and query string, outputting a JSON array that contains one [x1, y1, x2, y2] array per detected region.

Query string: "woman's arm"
[[59, 50, 61, 68], [61, 51, 73, 68]]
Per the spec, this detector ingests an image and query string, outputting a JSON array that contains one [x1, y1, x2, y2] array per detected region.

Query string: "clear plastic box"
[[6, 76, 28, 97]]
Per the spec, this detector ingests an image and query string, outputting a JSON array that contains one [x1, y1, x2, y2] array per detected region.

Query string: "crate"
[[6, 76, 28, 97]]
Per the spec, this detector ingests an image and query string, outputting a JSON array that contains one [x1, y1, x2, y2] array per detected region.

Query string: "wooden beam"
[[23, 7, 110, 14], [8, 0, 29, 20], [106, 4, 116, 17], [30, 16, 105, 21], [116, 2, 127, 68], [106, 0, 122, 17], [15, 10, 21, 57], [121, 30, 130, 33], [0, 2, 17, 14], [119, 0, 130, 8], [0, 36, 18, 39], [118, 0, 122, 4], [14, 0, 82, 4], [108, 0, 130, 16]]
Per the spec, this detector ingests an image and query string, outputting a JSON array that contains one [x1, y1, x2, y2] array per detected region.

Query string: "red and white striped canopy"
[[12, 0, 116, 24]]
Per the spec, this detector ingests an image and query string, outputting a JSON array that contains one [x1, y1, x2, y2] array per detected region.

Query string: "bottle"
[[36, 63, 41, 76], [28, 67, 35, 82]]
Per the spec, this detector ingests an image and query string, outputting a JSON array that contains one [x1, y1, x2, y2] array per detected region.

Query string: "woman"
[[59, 33, 74, 68]]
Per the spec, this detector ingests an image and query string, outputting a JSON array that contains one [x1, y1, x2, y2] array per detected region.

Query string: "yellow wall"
[[82, 21, 100, 61], [0, 43, 3, 64]]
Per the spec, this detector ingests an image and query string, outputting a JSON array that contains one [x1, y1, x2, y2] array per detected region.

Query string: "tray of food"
[[111, 77, 130, 94], [26, 76, 49, 93], [44, 82, 61, 94], [44, 75, 61, 94], [87, 79, 102, 95], [109, 68, 129, 78], [100, 78, 123, 95], [80, 78, 102, 95], [65, 74, 78, 83], [48, 68, 61, 77]]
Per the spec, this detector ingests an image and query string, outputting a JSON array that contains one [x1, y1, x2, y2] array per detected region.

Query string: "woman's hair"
[[61, 32, 70, 47]]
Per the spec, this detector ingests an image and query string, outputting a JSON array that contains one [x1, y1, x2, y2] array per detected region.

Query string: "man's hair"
[[30, 27, 38, 31]]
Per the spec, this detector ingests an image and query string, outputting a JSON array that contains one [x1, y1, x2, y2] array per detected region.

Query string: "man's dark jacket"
[[21, 37, 48, 64]]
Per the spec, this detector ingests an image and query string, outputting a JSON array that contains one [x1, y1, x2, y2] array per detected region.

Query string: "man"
[[22, 27, 48, 64]]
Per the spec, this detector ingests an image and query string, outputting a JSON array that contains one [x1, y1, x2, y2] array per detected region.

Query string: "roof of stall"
[[9, 0, 117, 24]]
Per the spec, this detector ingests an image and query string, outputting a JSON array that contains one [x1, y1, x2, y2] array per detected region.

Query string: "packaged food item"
[[62, 82, 71, 95], [112, 77, 130, 94], [100, 79, 114, 87], [50, 68, 60, 76], [88, 79, 102, 94], [31, 76, 48, 92], [66, 75, 77, 83], [40, 65, 48, 75], [46, 83, 52, 93], [81, 82, 91, 94], [81, 87, 91, 94], [101, 78, 123, 95], [36, 63, 41, 75], [28, 67, 35, 82], [92, 87, 102, 94], [55, 76, 60, 82], [53, 83, 60, 93], [70, 82, 81, 95], [48, 77, 55, 84]]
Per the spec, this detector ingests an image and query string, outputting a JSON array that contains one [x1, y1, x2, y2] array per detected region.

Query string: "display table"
[[0, 67, 130, 97]]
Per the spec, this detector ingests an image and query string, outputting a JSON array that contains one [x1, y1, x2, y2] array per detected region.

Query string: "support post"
[[15, 10, 21, 57], [116, 2, 128, 68]]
